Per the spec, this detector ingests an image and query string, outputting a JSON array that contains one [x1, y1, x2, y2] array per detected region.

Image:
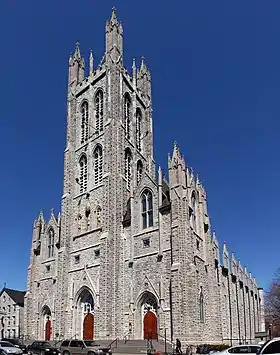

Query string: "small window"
[[196, 240, 200, 250], [143, 238, 150, 248], [46, 265, 50, 272], [94, 249, 100, 258], [61, 341, 70, 347], [74, 255, 80, 264], [262, 341, 280, 354]]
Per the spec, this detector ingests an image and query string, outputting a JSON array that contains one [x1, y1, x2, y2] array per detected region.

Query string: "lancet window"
[[125, 149, 132, 190], [124, 94, 131, 140], [47, 228, 55, 258], [136, 108, 142, 151], [81, 101, 89, 144], [94, 145, 103, 185], [79, 154, 88, 193], [95, 90, 104, 133], [141, 189, 153, 229]]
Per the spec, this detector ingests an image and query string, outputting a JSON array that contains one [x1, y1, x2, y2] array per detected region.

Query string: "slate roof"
[[0, 288, 26, 307]]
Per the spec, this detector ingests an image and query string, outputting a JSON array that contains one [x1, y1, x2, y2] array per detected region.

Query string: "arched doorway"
[[138, 291, 158, 340], [41, 306, 52, 341], [75, 288, 95, 340]]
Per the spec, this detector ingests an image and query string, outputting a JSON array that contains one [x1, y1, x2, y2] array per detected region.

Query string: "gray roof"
[[0, 288, 26, 307]]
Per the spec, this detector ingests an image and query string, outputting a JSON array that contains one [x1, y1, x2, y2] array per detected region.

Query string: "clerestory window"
[[141, 190, 153, 229], [93, 145, 103, 185], [95, 90, 104, 133], [81, 101, 89, 144], [79, 154, 88, 193]]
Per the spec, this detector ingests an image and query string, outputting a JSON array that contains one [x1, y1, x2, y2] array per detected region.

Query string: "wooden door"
[[45, 319, 51, 340], [83, 313, 94, 340], [143, 311, 158, 340]]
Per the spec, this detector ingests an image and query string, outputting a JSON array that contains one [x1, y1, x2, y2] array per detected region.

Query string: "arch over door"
[[83, 313, 94, 340], [143, 311, 158, 340], [45, 318, 51, 340]]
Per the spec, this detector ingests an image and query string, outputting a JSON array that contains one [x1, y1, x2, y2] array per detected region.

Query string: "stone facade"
[[0, 288, 25, 339], [24, 9, 265, 345]]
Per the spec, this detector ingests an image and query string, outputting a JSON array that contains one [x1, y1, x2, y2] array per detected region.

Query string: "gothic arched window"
[[93, 145, 103, 185], [95, 90, 104, 133], [136, 108, 142, 151], [47, 228, 55, 258], [137, 160, 143, 185], [199, 289, 205, 322], [124, 93, 131, 140], [141, 189, 153, 229], [79, 154, 88, 193], [191, 192, 197, 233], [81, 101, 89, 144], [125, 148, 132, 190]]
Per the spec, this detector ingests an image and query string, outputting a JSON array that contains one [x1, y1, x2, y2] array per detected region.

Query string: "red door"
[[83, 313, 94, 340], [45, 319, 51, 340], [143, 311, 158, 340]]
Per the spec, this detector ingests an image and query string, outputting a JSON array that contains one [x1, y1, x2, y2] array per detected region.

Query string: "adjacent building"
[[0, 288, 26, 339], [24, 9, 265, 345]]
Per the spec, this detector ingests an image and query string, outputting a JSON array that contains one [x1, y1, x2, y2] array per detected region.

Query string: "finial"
[[89, 50, 94, 74], [111, 7, 118, 24], [140, 56, 145, 70], [196, 174, 200, 185], [132, 58, 136, 70], [51, 208, 54, 215], [4, 282, 6, 289], [74, 41, 81, 58]]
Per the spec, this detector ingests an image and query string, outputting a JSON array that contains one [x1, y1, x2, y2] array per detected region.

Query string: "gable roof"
[[0, 288, 26, 307]]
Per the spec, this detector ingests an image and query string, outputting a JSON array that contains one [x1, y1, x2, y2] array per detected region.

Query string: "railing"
[[123, 332, 132, 344], [108, 338, 118, 350], [146, 331, 175, 355]]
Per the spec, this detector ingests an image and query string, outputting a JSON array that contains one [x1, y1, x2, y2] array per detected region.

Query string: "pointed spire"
[[89, 50, 94, 74]]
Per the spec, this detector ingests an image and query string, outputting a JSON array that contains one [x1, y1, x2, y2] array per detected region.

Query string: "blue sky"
[[0, 0, 279, 292]]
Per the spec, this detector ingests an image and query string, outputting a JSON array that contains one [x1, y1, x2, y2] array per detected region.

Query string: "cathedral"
[[24, 9, 265, 345]]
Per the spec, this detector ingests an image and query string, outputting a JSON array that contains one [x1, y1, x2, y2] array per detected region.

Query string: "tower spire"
[[105, 7, 123, 62]]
